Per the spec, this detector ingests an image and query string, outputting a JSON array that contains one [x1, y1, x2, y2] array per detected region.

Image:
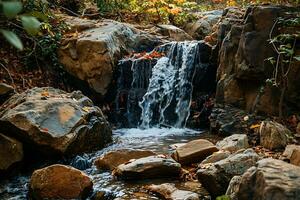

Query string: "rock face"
[[216, 134, 249, 152], [113, 155, 181, 180], [197, 149, 259, 197], [215, 6, 300, 115], [0, 87, 112, 156], [94, 149, 156, 170], [59, 18, 161, 96], [146, 183, 199, 200], [0, 133, 23, 172], [172, 139, 218, 165], [29, 164, 93, 200], [260, 121, 290, 150], [236, 158, 300, 200]]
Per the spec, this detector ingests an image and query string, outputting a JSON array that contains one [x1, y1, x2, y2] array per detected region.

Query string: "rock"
[[29, 164, 93, 200], [0, 83, 14, 104], [236, 158, 300, 200], [112, 155, 181, 180], [0, 87, 112, 156], [146, 183, 199, 200], [201, 150, 231, 164], [282, 144, 300, 160], [290, 149, 300, 166], [225, 176, 242, 200], [154, 24, 193, 41], [0, 133, 23, 172], [185, 10, 223, 40], [197, 149, 259, 197], [260, 121, 290, 150], [94, 149, 156, 170], [215, 6, 300, 115], [59, 19, 161, 96], [172, 139, 218, 165], [216, 134, 249, 152]]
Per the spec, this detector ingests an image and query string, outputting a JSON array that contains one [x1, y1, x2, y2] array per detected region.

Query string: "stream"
[[0, 128, 217, 199]]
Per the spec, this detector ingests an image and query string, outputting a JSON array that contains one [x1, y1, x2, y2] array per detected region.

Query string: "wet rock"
[[146, 183, 199, 200], [225, 175, 242, 200], [154, 24, 193, 41], [112, 155, 181, 180], [172, 139, 218, 165], [94, 149, 156, 170], [197, 149, 259, 197], [185, 10, 223, 40], [216, 134, 249, 152], [71, 155, 91, 170], [59, 19, 161, 96], [260, 121, 290, 150], [29, 164, 93, 200], [201, 150, 231, 164], [0, 87, 112, 156], [91, 189, 115, 200], [0, 133, 23, 172], [236, 158, 300, 200]]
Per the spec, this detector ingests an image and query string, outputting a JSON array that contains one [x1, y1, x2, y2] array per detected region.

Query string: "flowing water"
[[0, 41, 215, 199], [0, 128, 215, 200]]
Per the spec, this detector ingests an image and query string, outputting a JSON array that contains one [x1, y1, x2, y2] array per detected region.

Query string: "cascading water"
[[140, 41, 204, 128], [115, 40, 213, 128]]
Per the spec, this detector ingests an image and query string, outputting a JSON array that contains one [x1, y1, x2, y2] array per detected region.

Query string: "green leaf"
[[21, 16, 41, 36], [0, 29, 23, 50], [2, 1, 23, 18], [294, 56, 300, 61]]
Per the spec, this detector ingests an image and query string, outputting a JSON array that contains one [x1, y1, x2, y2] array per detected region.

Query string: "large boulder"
[[236, 158, 300, 200], [153, 24, 193, 41], [29, 164, 93, 199], [59, 18, 161, 96], [197, 149, 259, 197], [112, 155, 181, 180], [260, 121, 290, 150], [0, 87, 112, 156], [0, 133, 23, 172], [146, 183, 199, 200], [216, 134, 249, 153], [94, 149, 156, 170], [172, 139, 218, 165]]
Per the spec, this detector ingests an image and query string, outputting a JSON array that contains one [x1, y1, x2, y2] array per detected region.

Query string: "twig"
[[0, 62, 16, 92]]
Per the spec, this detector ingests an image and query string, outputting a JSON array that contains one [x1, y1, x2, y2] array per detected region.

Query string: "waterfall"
[[139, 41, 203, 128], [115, 40, 213, 129]]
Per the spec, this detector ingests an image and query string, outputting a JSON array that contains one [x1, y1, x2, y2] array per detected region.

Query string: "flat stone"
[[197, 149, 259, 197], [172, 139, 218, 165], [260, 121, 290, 150], [94, 149, 156, 170], [29, 164, 93, 199], [112, 155, 181, 180], [146, 183, 199, 200], [0, 133, 23, 172], [237, 158, 300, 200], [216, 134, 249, 152]]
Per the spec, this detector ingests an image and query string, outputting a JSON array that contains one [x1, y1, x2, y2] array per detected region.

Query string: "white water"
[[139, 41, 202, 128]]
